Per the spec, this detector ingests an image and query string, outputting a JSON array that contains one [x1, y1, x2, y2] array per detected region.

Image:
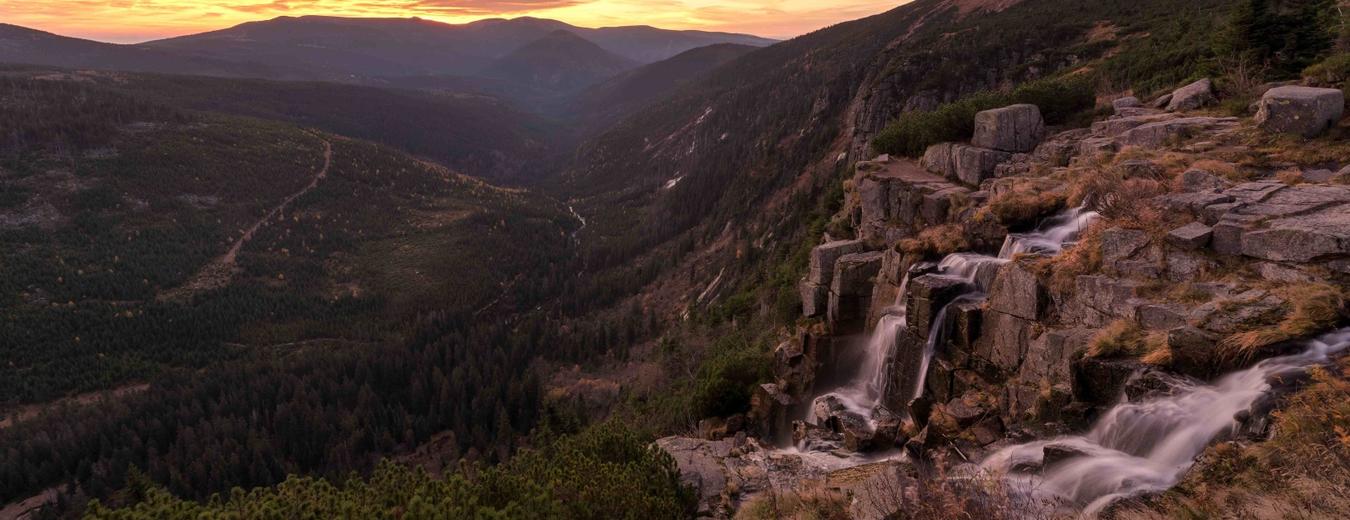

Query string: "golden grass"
[[1116, 357, 1350, 519], [1033, 221, 1104, 295], [898, 224, 970, 258], [1275, 168, 1305, 185], [1220, 283, 1346, 362], [1088, 319, 1148, 358], [1139, 331, 1172, 366], [736, 485, 850, 520], [1188, 159, 1248, 183], [977, 188, 1067, 228]]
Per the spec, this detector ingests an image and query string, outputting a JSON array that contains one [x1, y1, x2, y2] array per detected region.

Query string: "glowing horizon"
[[0, 1, 908, 44]]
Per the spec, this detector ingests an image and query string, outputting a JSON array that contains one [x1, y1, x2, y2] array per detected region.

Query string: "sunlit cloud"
[[0, 0, 908, 43]]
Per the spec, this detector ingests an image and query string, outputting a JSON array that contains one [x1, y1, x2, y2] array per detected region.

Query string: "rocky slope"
[[660, 78, 1350, 518]]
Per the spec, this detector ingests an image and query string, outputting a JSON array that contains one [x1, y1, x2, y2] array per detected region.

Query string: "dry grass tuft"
[[1088, 319, 1148, 358], [1139, 332, 1172, 365], [1034, 221, 1105, 295], [898, 224, 971, 258], [978, 188, 1067, 229], [1275, 168, 1306, 185], [1188, 159, 1248, 182], [736, 485, 850, 520], [1221, 283, 1346, 362], [1117, 356, 1350, 519]]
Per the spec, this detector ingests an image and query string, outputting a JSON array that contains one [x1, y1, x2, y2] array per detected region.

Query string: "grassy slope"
[[0, 75, 571, 408]]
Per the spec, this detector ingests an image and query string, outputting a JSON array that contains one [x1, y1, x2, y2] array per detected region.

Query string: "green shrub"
[[1304, 52, 1350, 88], [872, 77, 1096, 157], [692, 336, 770, 418], [87, 422, 696, 519]]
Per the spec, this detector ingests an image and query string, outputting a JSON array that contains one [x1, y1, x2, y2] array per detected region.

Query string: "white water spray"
[[804, 207, 1098, 426], [982, 327, 1350, 516]]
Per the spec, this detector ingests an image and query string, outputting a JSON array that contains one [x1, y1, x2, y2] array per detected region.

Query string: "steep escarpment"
[[660, 76, 1350, 517], [560, 0, 1231, 313]]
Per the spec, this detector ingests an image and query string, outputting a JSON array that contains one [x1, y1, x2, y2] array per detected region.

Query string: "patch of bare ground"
[[158, 138, 332, 301], [0, 383, 149, 431], [0, 487, 59, 520]]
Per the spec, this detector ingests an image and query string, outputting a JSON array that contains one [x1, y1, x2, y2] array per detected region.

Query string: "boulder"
[[1112, 96, 1142, 112], [1163, 248, 1218, 282], [905, 274, 968, 339], [1166, 326, 1219, 376], [1100, 228, 1152, 268], [749, 383, 796, 437], [1211, 213, 1266, 256], [1118, 116, 1239, 148], [1137, 303, 1188, 331], [807, 240, 865, 286], [856, 163, 970, 243], [921, 142, 1013, 186], [829, 251, 885, 329], [986, 261, 1043, 321], [1190, 289, 1285, 335], [1240, 204, 1350, 262], [1166, 78, 1216, 111], [973, 311, 1034, 374], [1123, 370, 1202, 401], [1229, 184, 1350, 218], [1016, 328, 1095, 389], [1255, 86, 1345, 138], [1151, 93, 1173, 109], [972, 104, 1046, 153], [1043, 444, 1091, 467], [793, 420, 844, 453], [1072, 357, 1146, 406], [799, 280, 830, 318], [1223, 180, 1287, 205], [812, 394, 876, 451], [1091, 112, 1177, 137], [1202, 202, 1240, 225], [657, 437, 734, 514], [1301, 169, 1337, 183], [1066, 275, 1144, 328], [1178, 168, 1233, 193], [1166, 222, 1213, 250], [1155, 191, 1236, 214]]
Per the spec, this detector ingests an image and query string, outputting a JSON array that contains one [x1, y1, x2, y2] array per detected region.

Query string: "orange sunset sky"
[[0, 1, 908, 43]]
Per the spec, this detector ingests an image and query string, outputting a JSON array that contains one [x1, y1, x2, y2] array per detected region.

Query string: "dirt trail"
[[161, 138, 332, 301]]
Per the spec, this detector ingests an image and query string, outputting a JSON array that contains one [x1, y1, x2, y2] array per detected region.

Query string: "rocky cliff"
[[660, 78, 1350, 518]]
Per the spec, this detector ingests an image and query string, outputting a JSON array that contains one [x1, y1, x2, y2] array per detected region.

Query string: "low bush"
[[1304, 52, 1350, 89], [872, 77, 1096, 157], [691, 335, 771, 418]]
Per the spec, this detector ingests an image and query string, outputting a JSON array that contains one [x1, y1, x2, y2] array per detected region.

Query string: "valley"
[[1, 0, 1348, 518]]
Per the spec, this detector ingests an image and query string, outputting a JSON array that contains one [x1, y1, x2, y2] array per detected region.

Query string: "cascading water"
[[803, 207, 1098, 428], [982, 327, 1350, 516]]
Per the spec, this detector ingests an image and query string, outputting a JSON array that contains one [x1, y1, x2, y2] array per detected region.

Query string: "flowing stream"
[[982, 327, 1350, 516], [785, 204, 1348, 515], [805, 207, 1098, 428]]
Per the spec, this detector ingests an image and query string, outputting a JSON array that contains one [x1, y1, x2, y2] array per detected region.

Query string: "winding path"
[[161, 138, 332, 300]]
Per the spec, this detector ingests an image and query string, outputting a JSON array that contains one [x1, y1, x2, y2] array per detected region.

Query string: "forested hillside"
[[3, 0, 1348, 518]]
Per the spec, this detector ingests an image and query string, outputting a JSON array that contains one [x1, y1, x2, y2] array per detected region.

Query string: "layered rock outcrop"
[[662, 80, 1349, 518]]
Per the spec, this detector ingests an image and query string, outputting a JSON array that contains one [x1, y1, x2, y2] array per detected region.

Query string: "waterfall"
[[999, 205, 1098, 258], [805, 207, 1098, 426], [982, 327, 1350, 516]]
